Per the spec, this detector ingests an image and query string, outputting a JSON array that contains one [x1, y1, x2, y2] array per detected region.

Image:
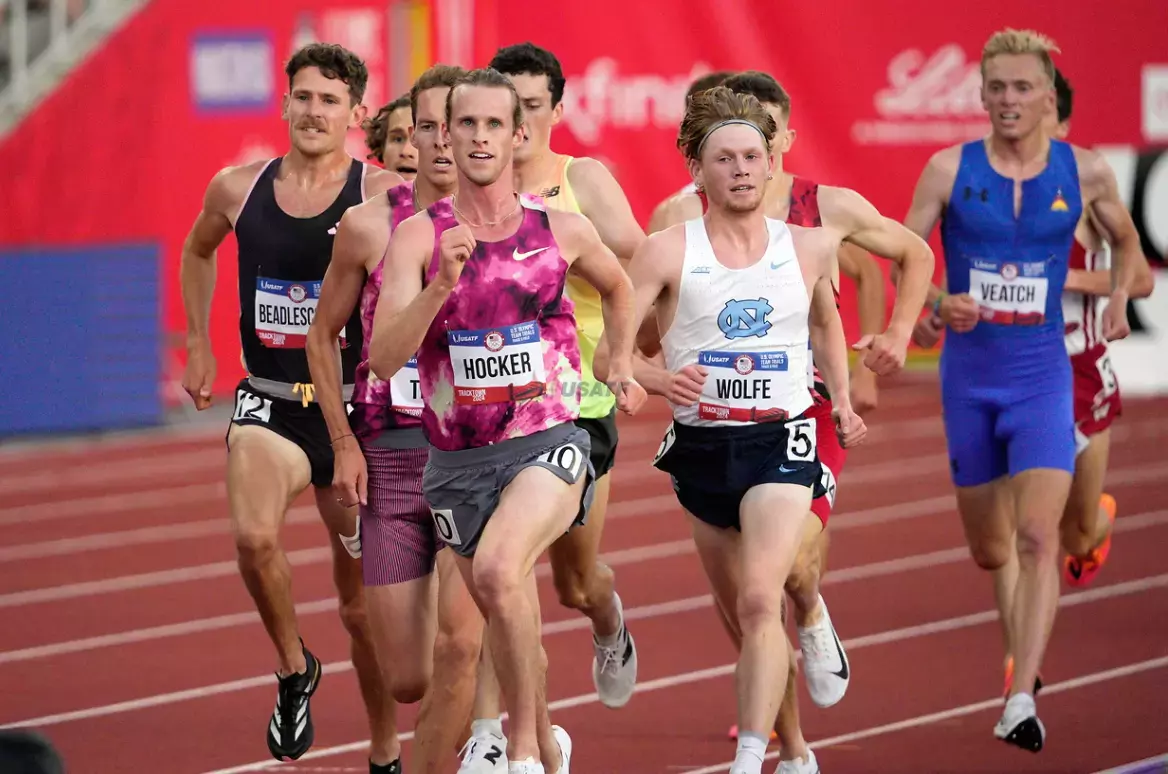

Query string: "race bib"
[[968, 259, 1048, 326], [448, 321, 547, 405], [254, 277, 346, 349], [696, 350, 791, 423], [389, 357, 423, 417]]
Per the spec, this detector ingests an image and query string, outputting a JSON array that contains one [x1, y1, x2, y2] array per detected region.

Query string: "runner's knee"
[[233, 522, 282, 562], [337, 592, 370, 641], [968, 536, 1012, 571], [472, 555, 522, 610], [737, 582, 784, 634], [433, 622, 481, 682], [1015, 520, 1061, 563]]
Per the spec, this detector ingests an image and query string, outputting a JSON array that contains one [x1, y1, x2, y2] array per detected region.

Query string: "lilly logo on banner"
[[190, 33, 274, 114]]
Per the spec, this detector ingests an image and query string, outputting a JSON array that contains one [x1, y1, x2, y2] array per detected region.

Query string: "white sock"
[[472, 716, 504, 738], [1005, 692, 1036, 716], [594, 592, 625, 648], [732, 731, 768, 774], [508, 757, 543, 773]]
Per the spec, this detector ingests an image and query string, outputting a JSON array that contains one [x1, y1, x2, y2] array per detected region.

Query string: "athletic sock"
[[472, 717, 505, 738], [594, 592, 626, 648], [732, 731, 768, 774]]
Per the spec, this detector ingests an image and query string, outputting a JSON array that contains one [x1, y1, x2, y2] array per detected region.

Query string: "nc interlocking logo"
[[718, 298, 773, 339]]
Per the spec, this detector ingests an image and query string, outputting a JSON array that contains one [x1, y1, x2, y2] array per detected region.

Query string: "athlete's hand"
[[852, 327, 909, 376], [610, 375, 648, 416], [939, 293, 979, 333], [437, 224, 476, 289], [331, 436, 368, 510], [912, 313, 945, 349], [1101, 290, 1132, 342], [182, 341, 216, 410], [849, 366, 879, 415], [665, 364, 707, 407], [832, 403, 867, 448]]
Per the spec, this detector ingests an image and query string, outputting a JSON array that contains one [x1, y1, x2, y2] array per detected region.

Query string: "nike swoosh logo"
[[829, 625, 849, 680], [780, 465, 797, 473], [514, 247, 549, 261]]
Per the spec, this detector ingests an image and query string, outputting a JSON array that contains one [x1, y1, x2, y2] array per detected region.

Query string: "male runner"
[[647, 69, 933, 725], [368, 68, 645, 774], [180, 43, 402, 765], [902, 29, 1143, 751], [645, 69, 736, 233], [603, 86, 865, 774], [307, 64, 487, 774], [364, 93, 419, 178], [910, 66, 1155, 698], [443, 45, 644, 766]]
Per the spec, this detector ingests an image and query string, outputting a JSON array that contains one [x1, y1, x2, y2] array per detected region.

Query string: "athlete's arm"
[[903, 148, 958, 311], [368, 213, 447, 379], [553, 210, 637, 384], [307, 203, 386, 446], [179, 165, 249, 409], [593, 229, 690, 400], [822, 186, 934, 372], [1076, 148, 1155, 304], [569, 158, 645, 267], [837, 242, 884, 413], [808, 271, 851, 413]]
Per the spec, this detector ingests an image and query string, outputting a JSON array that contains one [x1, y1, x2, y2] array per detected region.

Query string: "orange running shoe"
[[1003, 656, 1044, 698], [1063, 493, 1117, 588], [727, 725, 778, 741]]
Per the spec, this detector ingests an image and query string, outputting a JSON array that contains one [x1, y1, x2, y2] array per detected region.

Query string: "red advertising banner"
[[0, 0, 429, 396], [465, 0, 1168, 353]]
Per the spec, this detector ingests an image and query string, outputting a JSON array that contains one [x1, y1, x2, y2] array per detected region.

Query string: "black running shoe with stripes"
[[266, 645, 323, 761]]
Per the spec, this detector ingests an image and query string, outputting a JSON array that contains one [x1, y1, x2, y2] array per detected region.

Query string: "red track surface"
[[2, 372, 1167, 773]]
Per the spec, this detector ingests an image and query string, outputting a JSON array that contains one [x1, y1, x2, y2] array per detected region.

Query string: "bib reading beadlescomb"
[[253, 277, 346, 348]]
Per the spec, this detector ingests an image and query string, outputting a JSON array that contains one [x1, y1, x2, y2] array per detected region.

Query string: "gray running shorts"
[[423, 422, 596, 558]]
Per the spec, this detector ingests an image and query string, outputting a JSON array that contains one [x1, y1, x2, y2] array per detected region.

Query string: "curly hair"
[[285, 43, 368, 105], [362, 94, 410, 162]]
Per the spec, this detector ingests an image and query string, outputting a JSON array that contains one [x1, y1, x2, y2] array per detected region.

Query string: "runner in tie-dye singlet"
[[341, 179, 446, 592], [416, 194, 583, 451], [350, 181, 423, 441], [417, 194, 597, 560]]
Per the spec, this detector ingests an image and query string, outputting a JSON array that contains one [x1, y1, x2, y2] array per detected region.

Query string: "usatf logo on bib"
[[718, 298, 773, 340], [254, 277, 347, 349]]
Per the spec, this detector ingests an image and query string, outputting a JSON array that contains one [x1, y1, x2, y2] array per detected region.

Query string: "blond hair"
[[981, 28, 1060, 84], [676, 86, 777, 162]]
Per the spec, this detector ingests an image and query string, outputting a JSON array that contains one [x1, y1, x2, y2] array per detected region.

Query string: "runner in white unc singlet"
[[661, 217, 813, 430]]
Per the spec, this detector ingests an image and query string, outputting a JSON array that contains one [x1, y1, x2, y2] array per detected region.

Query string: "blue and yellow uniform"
[[939, 139, 1080, 486]]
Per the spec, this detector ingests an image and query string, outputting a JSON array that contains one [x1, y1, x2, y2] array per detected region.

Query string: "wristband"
[[932, 293, 945, 315], [330, 433, 355, 445]]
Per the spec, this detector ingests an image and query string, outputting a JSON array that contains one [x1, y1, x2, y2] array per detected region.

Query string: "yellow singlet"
[[538, 155, 614, 420]]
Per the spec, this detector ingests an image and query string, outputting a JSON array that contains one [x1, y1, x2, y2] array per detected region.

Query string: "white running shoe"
[[506, 760, 543, 774], [458, 728, 508, 773], [796, 595, 850, 708], [775, 750, 820, 773], [994, 693, 1045, 752], [591, 594, 638, 708], [551, 725, 572, 774]]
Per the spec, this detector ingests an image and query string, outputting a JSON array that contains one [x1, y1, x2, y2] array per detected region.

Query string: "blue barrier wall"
[[0, 244, 163, 437]]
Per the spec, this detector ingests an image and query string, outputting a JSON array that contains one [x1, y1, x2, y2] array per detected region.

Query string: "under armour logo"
[[717, 298, 773, 339], [963, 186, 988, 202]]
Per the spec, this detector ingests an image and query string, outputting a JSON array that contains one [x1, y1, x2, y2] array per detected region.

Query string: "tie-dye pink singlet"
[[349, 181, 423, 442], [416, 194, 582, 452]]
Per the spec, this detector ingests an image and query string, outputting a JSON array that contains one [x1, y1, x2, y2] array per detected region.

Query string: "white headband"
[[696, 118, 768, 156]]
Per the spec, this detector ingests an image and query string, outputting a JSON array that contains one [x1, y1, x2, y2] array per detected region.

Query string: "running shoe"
[[265, 642, 322, 761], [1064, 493, 1117, 587]]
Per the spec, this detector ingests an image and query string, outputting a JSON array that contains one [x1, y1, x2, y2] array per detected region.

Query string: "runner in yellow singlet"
[[454, 43, 646, 772]]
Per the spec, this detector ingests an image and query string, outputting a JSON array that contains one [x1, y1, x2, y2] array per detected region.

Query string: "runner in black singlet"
[[179, 43, 405, 771]]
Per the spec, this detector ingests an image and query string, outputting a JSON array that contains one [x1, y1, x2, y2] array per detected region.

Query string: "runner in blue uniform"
[[902, 28, 1143, 753]]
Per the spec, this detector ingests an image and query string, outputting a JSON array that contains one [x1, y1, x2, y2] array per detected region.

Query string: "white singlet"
[[661, 217, 813, 427]]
